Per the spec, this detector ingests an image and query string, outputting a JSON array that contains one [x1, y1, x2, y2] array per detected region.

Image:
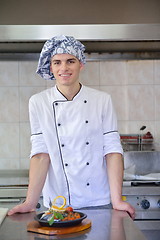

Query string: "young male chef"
[[8, 35, 135, 219]]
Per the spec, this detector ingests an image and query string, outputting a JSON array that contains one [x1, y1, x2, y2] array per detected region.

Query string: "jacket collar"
[[53, 84, 84, 101]]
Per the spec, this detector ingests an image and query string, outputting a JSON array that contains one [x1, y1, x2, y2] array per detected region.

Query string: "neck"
[[56, 82, 81, 100]]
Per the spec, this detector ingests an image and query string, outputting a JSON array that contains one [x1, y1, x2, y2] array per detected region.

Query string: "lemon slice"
[[51, 196, 66, 210]]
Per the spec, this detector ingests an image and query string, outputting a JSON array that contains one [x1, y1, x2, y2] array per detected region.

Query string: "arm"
[[8, 153, 50, 215], [106, 153, 135, 219]]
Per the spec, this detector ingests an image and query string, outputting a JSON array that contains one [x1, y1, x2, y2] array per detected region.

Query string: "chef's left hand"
[[112, 201, 135, 219]]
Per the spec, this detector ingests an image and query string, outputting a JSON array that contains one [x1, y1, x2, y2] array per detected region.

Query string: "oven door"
[[134, 212, 160, 240]]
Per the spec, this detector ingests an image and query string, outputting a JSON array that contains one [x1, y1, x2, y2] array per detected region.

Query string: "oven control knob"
[[157, 200, 160, 208], [140, 199, 150, 209]]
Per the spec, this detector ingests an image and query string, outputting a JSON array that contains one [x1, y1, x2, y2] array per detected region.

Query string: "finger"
[[7, 205, 22, 215], [127, 210, 135, 219], [126, 206, 136, 219], [7, 208, 18, 216], [8, 204, 36, 215]]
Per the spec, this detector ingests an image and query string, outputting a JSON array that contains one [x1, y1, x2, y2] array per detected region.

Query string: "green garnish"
[[48, 211, 64, 226]]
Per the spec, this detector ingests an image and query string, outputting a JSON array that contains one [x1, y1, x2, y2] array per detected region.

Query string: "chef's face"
[[50, 54, 83, 87]]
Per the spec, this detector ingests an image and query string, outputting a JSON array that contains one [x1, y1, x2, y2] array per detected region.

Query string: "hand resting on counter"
[[7, 201, 36, 216], [112, 200, 135, 220]]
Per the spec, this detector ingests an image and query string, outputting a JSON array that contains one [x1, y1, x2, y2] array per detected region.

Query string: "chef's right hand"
[[7, 201, 36, 215]]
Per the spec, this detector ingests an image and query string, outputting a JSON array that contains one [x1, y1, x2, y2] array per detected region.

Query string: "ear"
[[80, 63, 84, 71]]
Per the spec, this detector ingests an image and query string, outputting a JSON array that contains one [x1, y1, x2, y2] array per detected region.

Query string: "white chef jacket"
[[29, 84, 123, 208]]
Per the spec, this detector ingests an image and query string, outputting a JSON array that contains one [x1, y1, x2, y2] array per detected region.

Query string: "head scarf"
[[36, 35, 86, 80]]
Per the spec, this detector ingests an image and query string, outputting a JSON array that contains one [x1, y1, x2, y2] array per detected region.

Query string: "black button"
[[65, 163, 68, 166], [85, 120, 88, 123], [55, 102, 58, 105], [86, 142, 89, 145], [84, 100, 87, 103], [87, 183, 90, 186], [58, 123, 61, 126], [36, 202, 41, 209], [86, 162, 89, 165], [61, 144, 65, 147]]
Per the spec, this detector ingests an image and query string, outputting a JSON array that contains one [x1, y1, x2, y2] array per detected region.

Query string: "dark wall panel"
[[0, 0, 160, 24]]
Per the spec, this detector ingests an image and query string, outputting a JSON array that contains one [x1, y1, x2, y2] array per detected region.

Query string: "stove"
[[123, 181, 160, 218], [123, 151, 160, 240]]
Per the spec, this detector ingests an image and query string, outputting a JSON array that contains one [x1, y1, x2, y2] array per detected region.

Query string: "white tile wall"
[[0, 87, 19, 122], [19, 61, 45, 87], [0, 123, 19, 158], [154, 60, 160, 84], [155, 86, 160, 120], [127, 60, 154, 85], [99, 85, 128, 121], [100, 61, 127, 86], [19, 86, 46, 122], [0, 58, 160, 171], [80, 61, 100, 86], [127, 85, 155, 121], [0, 62, 19, 86]]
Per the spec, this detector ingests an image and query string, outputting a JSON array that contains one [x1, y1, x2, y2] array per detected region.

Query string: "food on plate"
[[40, 196, 81, 226]]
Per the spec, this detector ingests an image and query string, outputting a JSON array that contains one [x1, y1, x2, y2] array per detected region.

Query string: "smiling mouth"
[[59, 74, 72, 77]]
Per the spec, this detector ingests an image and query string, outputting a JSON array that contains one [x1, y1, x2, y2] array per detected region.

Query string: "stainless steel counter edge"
[[0, 209, 147, 240]]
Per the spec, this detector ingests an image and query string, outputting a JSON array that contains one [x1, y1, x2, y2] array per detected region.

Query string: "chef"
[[8, 35, 135, 219]]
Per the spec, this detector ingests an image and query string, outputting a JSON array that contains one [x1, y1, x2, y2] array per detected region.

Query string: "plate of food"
[[35, 196, 87, 227]]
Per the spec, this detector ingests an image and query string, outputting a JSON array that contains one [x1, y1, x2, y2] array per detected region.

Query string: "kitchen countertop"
[[0, 209, 146, 240]]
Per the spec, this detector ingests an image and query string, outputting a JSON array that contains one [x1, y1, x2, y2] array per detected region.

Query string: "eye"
[[52, 61, 60, 65], [68, 59, 76, 64]]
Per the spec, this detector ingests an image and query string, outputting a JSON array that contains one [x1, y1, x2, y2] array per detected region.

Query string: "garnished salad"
[[40, 196, 81, 226]]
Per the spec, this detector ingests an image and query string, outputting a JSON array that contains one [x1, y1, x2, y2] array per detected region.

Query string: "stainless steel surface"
[[123, 151, 160, 240], [123, 185, 160, 195], [0, 186, 28, 198], [0, 169, 29, 187], [0, 184, 44, 212], [135, 220, 160, 231], [0, 208, 8, 226], [123, 184, 160, 213], [0, 191, 44, 213], [0, 209, 147, 240], [1, 24, 160, 41], [124, 151, 160, 178], [0, 185, 26, 205], [0, 169, 29, 178], [0, 171, 43, 212], [136, 222, 160, 240], [123, 184, 160, 240], [0, 24, 160, 53], [1, 52, 160, 62]]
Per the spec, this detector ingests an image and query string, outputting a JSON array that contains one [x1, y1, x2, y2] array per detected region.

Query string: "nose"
[[60, 62, 68, 71]]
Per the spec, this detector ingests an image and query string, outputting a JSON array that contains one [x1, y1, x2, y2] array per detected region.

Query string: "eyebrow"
[[51, 58, 77, 62]]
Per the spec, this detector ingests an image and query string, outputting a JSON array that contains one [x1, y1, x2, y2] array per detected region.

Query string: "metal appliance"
[[0, 169, 44, 212], [0, 24, 160, 54], [122, 151, 160, 240]]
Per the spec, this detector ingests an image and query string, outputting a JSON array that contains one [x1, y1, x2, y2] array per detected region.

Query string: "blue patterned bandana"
[[36, 35, 86, 80]]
